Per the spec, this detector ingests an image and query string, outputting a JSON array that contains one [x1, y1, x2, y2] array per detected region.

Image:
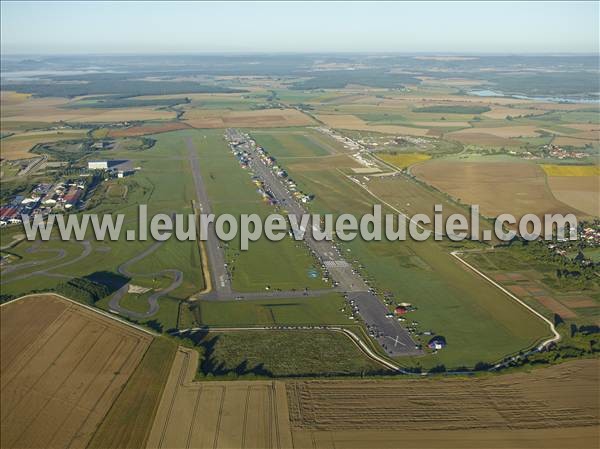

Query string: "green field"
[[251, 129, 334, 158], [199, 330, 385, 377], [0, 131, 207, 330], [256, 129, 553, 369], [192, 293, 351, 327], [186, 130, 329, 292]]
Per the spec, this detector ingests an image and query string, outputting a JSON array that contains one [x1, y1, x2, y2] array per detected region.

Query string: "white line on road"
[[450, 250, 560, 350]]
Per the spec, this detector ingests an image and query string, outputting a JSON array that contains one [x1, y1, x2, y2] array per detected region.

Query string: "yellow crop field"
[[541, 164, 600, 177], [377, 152, 431, 169], [0, 91, 31, 105]]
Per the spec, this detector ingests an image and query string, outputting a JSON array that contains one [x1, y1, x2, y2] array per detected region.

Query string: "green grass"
[[189, 96, 261, 110], [251, 130, 330, 158], [200, 330, 385, 377], [0, 128, 332, 331], [537, 110, 600, 124], [187, 129, 329, 292], [192, 293, 351, 327], [1, 130, 206, 331], [87, 337, 177, 449], [264, 130, 552, 369], [581, 247, 600, 263]]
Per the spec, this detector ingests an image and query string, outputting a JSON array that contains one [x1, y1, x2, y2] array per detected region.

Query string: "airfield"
[[2, 81, 598, 368], [1, 62, 599, 448]]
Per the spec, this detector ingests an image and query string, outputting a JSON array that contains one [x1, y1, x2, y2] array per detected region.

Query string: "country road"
[[350, 169, 561, 349]]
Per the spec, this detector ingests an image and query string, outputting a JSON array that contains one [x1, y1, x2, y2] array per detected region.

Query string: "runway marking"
[[324, 260, 350, 268], [386, 335, 406, 347]]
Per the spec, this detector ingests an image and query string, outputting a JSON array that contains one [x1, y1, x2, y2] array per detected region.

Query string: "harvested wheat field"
[[412, 159, 584, 219], [553, 136, 599, 147], [315, 113, 430, 136], [146, 347, 293, 449], [183, 108, 314, 128], [1, 94, 176, 123], [482, 107, 546, 119], [107, 121, 191, 137], [286, 359, 600, 449], [448, 125, 544, 138], [376, 152, 431, 169], [0, 91, 31, 105], [443, 131, 519, 147], [0, 129, 88, 159], [546, 176, 599, 217], [0, 294, 153, 449]]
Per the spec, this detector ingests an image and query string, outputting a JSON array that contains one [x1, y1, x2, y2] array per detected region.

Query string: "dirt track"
[[0, 294, 152, 449]]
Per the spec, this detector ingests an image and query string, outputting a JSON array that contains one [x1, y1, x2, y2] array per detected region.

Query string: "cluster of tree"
[[413, 105, 490, 114], [7, 80, 246, 98], [290, 70, 419, 90], [497, 322, 599, 371], [291, 103, 315, 111], [64, 96, 191, 109], [53, 271, 129, 305], [0, 294, 15, 304], [0, 179, 29, 203], [509, 239, 598, 290], [54, 277, 112, 305]]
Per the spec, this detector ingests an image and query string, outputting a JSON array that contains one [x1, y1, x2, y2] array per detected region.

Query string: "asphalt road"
[[1, 240, 92, 285], [186, 137, 233, 298], [186, 135, 339, 302], [3, 133, 419, 357]]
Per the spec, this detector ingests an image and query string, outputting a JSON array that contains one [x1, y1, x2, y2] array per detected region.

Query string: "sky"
[[1, 1, 598, 55]]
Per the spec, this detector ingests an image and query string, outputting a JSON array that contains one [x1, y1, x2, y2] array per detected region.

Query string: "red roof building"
[[0, 206, 19, 220], [394, 306, 408, 315]]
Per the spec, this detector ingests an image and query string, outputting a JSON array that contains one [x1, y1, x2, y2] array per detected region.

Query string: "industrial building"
[[88, 160, 109, 170]]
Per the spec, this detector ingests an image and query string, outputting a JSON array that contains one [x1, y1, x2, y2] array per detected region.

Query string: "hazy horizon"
[[1, 1, 598, 55]]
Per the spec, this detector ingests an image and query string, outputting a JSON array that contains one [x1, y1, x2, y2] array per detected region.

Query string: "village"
[[547, 220, 600, 266], [0, 158, 135, 227], [0, 180, 89, 226], [542, 143, 589, 160]]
